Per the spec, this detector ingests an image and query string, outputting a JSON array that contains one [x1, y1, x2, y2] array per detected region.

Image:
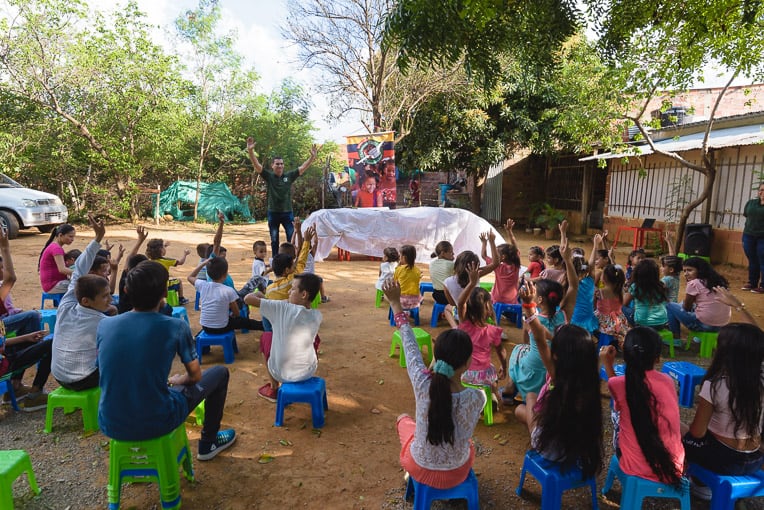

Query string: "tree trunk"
[[675, 162, 716, 253], [470, 173, 485, 214]]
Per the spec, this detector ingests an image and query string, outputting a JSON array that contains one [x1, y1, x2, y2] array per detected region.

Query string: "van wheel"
[[37, 225, 55, 233], [0, 211, 19, 239]]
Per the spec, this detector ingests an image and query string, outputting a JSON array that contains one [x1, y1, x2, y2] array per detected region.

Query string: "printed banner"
[[345, 131, 397, 208]]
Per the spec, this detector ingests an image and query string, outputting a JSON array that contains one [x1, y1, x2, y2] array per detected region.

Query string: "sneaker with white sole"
[[197, 429, 236, 461], [20, 392, 48, 412]]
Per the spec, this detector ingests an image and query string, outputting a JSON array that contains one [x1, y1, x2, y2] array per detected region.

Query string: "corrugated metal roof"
[[580, 123, 764, 161]]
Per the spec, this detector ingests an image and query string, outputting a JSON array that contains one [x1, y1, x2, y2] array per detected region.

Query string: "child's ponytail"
[[623, 328, 682, 486], [427, 329, 472, 446]]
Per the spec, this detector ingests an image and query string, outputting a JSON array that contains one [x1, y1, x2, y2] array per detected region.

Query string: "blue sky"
[[90, 0, 365, 144]]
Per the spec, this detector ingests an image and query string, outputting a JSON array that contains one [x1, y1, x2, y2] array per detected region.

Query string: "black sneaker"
[[197, 428, 236, 461], [179, 297, 190, 305]]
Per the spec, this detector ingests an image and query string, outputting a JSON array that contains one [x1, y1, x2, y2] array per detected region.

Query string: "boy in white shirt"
[[237, 240, 270, 298], [188, 257, 262, 334], [244, 272, 322, 402]]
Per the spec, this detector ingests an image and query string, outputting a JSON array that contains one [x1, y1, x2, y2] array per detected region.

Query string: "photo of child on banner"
[[345, 132, 396, 209]]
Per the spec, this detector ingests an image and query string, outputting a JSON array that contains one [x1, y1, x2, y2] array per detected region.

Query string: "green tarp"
[[153, 180, 253, 222]]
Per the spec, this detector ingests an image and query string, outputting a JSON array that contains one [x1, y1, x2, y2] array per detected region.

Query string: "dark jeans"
[[172, 365, 229, 444], [267, 210, 295, 256], [57, 369, 99, 391], [7, 337, 52, 389], [202, 316, 263, 334], [683, 431, 764, 475], [742, 233, 764, 287]]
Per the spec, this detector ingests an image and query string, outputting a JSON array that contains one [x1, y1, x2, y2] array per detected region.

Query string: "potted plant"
[[535, 203, 566, 240]]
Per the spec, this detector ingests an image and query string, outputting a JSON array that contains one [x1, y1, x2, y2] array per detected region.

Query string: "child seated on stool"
[[146, 238, 191, 305], [188, 257, 263, 334], [244, 272, 323, 403], [98, 261, 237, 460], [52, 214, 118, 392]]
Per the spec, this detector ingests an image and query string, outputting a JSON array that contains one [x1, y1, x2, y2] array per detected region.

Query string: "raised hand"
[[136, 225, 148, 242], [103, 240, 114, 252], [217, 210, 225, 223], [88, 213, 106, 242], [505, 218, 515, 232], [310, 144, 320, 159], [599, 345, 616, 367], [487, 230, 496, 242], [246, 137, 256, 150], [519, 280, 537, 304], [183, 248, 191, 257], [0, 223, 9, 247], [479, 232, 488, 243], [466, 261, 479, 286]]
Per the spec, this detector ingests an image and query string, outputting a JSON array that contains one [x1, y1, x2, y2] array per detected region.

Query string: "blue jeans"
[[742, 233, 764, 287], [3, 310, 42, 337], [666, 302, 719, 338], [267, 211, 295, 256], [171, 365, 229, 444]]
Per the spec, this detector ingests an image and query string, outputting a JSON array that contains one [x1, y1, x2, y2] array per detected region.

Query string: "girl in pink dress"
[[482, 218, 521, 311], [38, 224, 76, 293], [595, 264, 629, 347], [457, 262, 508, 405]]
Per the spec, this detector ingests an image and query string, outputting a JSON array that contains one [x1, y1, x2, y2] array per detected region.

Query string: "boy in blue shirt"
[[97, 261, 236, 460]]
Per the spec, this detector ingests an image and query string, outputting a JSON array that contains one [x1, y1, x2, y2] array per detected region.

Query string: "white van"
[[0, 173, 68, 238]]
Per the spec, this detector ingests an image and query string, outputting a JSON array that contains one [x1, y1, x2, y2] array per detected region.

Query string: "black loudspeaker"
[[684, 223, 713, 257]]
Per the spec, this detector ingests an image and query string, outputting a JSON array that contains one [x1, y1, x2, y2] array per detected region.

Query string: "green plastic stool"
[[657, 328, 680, 358], [0, 450, 41, 509], [390, 328, 432, 367], [44, 386, 101, 434], [689, 331, 719, 359], [194, 400, 205, 426], [107, 422, 194, 510], [462, 382, 493, 426], [311, 292, 321, 309], [375, 289, 383, 308], [166, 290, 179, 307]]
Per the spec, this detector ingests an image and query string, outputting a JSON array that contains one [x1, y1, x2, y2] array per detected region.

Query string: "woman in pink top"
[[601, 328, 684, 485], [482, 218, 521, 307], [38, 224, 76, 293], [457, 262, 508, 404], [666, 257, 731, 340]]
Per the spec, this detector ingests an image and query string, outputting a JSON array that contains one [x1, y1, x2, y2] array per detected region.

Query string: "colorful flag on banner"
[[346, 131, 395, 167], [346, 131, 397, 209]]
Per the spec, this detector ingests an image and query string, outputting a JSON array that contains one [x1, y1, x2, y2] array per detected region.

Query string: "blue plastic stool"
[[38, 309, 58, 334], [516, 450, 599, 509], [430, 302, 448, 327], [275, 376, 328, 428], [0, 378, 19, 411], [600, 363, 625, 382], [194, 290, 200, 311], [239, 304, 250, 333], [171, 307, 189, 325], [419, 282, 434, 297], [597, 333, 616, 350], [404, 468, 479, 509], [40, 292, 63, 309], [494, 302, 523, 329], [687, 463, 764, 510], [196, 331, 237, 364], [111, 294, 119, 306], [389, 306, 420, 326], [661, 361, 706, 408], [602, 455, 690, 509]]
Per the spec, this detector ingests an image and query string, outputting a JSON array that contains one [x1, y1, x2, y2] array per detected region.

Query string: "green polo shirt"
[[744, 198, 764, 237], [262, 169, 300, 213]]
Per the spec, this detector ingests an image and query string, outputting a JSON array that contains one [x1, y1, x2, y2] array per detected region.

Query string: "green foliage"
[[535, 203, 566, 230], [384, 0, 581, 86]]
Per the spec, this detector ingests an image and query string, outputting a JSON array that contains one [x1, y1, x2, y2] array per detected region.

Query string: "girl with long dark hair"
[[384, 280, 485, 489], [601, 327, 683, 485], [38, 223, 76, 293]]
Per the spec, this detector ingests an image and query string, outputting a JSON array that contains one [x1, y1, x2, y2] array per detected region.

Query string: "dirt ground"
[[2, 218, 761, 509]]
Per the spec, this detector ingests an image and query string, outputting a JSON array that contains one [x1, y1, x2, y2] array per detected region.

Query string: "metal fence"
[[607, 147, 764, 230]]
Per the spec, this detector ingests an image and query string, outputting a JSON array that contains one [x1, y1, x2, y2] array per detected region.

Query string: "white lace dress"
[[400, 323, 486, 470]]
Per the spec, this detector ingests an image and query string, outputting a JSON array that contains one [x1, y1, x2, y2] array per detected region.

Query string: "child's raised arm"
[[480, 232, 489, 262], [558, 220, 578, 320], [211, 211, 225, 257], [457, 261, 480, 320], [187, 259, 210, 285], [664, 230, 676, 256], [478, 230, 500, 276], [292, 217, 303, 248], [127, 226, 149, 260], [505, 218, 518, 247], [521, 281, 555, 377], [294, 224, 313, 274], [108, 244, 125, 294], [587, 234, 601, 277]]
